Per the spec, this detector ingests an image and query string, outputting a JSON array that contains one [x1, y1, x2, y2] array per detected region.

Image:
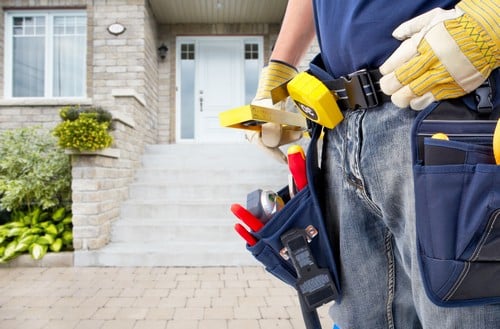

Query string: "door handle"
[[199, 90, 204, 112]]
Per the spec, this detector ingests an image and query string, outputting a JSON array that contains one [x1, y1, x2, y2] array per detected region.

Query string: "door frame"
[[175, 36, 263, 143]]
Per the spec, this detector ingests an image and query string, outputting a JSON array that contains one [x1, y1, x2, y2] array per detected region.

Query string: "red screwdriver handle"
[[230, 203, 264, 232], [234, 223, 258, 246]]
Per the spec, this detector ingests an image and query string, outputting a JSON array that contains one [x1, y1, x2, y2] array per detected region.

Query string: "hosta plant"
[[0, 207, 73, 262]]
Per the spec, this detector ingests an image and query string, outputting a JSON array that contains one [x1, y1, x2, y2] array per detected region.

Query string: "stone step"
[[74, 241, 259, 267], [133, 168, 288, 185], [111, 218, 235, 242], [84, 143, 291, 266], [140, 144, 287, 169], [120, 200, 235, 219], [127, 182, 284, 201]]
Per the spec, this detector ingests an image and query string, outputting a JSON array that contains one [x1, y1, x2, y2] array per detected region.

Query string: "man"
[[250, 0, 499, 327]]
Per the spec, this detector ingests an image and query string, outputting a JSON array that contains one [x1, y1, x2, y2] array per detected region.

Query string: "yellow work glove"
[[246, 60, 302, 163], [379, 0, 499, 110]]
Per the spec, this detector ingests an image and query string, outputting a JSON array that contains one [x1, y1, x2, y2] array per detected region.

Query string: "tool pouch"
[[412, 93, 500, 307], [246, 124, 341, 299]]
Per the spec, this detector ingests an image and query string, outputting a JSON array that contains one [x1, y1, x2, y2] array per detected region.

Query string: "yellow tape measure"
[[494, 119, 500, 165]]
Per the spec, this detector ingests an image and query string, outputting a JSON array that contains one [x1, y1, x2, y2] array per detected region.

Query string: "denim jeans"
[[321, 102, 500, 328]]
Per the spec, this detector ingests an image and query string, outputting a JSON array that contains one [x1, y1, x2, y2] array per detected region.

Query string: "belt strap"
[[321, 69, 391, 111]]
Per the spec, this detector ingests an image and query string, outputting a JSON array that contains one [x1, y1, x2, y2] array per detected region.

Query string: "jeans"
[[321, 102, 500, 328]]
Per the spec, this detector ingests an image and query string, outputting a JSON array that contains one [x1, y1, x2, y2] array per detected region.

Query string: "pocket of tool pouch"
[[415, 162, 500, 262], [246, 187, 313, 287]]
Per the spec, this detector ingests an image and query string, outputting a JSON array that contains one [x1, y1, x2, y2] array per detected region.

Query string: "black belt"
[[322, 69, 391, 111]]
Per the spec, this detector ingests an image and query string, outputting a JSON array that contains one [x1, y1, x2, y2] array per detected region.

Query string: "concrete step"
[[127, 182, 284, 201], [140, 144, 287, 171], [133, 168, 288, 185], [81, 143, 288, 266], [120, 200, 235, 219], [74, 241, 259, 267], [111, 218, 235, 242]]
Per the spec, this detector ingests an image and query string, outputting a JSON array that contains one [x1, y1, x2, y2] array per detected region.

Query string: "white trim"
[[175, 36, 263, 143], [4, 9, 87, 99]]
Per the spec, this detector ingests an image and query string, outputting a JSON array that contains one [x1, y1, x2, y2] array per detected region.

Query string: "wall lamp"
[[158, 43, 169, 60]]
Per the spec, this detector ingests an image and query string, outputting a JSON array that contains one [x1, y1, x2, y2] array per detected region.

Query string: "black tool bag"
[[412, 82, 500, 307]]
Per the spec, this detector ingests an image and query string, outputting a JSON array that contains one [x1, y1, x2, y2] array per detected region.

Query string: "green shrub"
[[53, 106, 113, 151], [0, 126, 72, 212]]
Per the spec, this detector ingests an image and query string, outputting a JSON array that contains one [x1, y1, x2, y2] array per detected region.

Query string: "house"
[[0, 0, 319, 266]]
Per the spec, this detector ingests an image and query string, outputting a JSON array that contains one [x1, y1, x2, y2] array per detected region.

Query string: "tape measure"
[[287, 72, 344, 129]]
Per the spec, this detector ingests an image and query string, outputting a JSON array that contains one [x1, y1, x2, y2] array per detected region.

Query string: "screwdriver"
[[287, 145, 307, 191]]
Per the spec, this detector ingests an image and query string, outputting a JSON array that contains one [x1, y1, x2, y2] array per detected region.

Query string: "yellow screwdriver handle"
[[494, 119, 500, 165]]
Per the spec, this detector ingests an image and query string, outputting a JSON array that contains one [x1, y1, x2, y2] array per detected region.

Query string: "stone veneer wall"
[[0, 0, 159, 251]]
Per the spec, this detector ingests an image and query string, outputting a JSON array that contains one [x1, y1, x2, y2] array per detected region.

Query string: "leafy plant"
[[0, 126, 72, 212], [53, 106, 113, 151], [0, 206, 73, 262]]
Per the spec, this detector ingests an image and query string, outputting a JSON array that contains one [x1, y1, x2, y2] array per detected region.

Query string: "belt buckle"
[[341, 69, 379, 110]]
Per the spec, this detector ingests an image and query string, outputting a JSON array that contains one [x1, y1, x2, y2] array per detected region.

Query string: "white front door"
[[176, 37, 262, 143]]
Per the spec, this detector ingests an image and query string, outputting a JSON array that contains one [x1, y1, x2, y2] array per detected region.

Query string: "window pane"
[[13, 36, 45, 97], [53, 35, 86, 97], [180, 59, 195, 139], [53, 15, 86, 97], [244, 60, 259, 104], [244, 43, 259, 60], [12, 16, 45, 97], [181, 43, 195, 60]]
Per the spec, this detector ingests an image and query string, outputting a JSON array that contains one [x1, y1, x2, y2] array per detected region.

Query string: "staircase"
[[75, 143, 289, 266]]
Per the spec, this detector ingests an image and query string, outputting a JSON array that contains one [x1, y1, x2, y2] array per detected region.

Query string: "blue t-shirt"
[[312, 0, 458, 78]]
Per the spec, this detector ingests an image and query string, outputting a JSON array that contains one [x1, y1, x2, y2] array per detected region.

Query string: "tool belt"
[[283, 54, 391, 130], [246, 123, 341, 301], [309, 55, 391, 112], [412, 70, 500, 307]]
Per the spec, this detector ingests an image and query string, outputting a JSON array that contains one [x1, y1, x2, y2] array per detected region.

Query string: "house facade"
[[0, 0, 319, 260]]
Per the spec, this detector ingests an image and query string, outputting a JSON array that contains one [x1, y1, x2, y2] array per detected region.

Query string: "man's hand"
[[380, 0, 499, 110], [246, 60, 302, 163]]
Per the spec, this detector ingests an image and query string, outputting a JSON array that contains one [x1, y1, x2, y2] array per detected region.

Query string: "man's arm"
[[271, 0, 317, 66]]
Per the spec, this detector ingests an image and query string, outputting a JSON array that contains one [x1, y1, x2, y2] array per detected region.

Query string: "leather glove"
[[379, 0, 499, 110], [246, 60, 302, 163]]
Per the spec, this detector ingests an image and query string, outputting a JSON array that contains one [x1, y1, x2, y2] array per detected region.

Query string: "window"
[[180, 43, 195, 139], [244, 42, 260, 104], [181, 44, 195, 60], [5, 11, 87, 98], [244, 43, 259, 60]]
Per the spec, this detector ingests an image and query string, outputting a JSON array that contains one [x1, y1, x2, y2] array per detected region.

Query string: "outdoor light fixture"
[[158, 43, 168, 60], [107, 23, 126, 36]]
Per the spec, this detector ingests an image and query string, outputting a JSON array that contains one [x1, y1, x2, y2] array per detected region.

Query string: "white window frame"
[[4, 10, 87, 99]]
